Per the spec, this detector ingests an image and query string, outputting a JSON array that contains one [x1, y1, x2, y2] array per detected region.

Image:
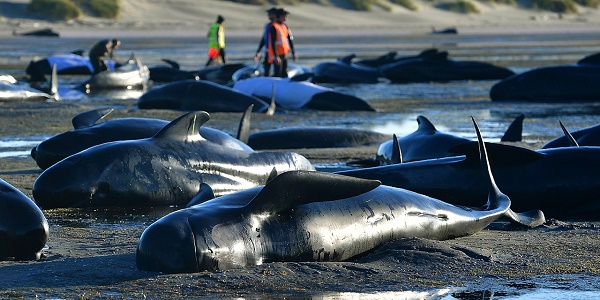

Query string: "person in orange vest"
[[253, 7, 278, 76], [267, 8, 296, 78], [206, 15, 226, 66]]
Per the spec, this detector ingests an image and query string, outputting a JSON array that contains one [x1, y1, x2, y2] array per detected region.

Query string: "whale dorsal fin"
[[236, 104, 252, 144], [501, 114, 524, 142], [72, 108, 114, 129], [339, 54, 355, 64], [450, 141, 544, 165], [416, 115, 437, 133], [50, 64, 59, 101], [391, 134, 402, 164], [153, 111, 209, 141], [245, 171, 381, 215], [161, 58, 180, 69], [186, 183, 216, 207], [559, 120, 579, 147]]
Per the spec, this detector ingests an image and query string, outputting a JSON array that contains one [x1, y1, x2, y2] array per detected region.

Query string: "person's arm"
[[254, 36, 265, 61], [287, 26, 297, 61]]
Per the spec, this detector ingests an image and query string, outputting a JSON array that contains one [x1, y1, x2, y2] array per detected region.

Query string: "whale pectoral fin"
[[246, 171, 381, 214], [503, 208, 546, 228], [500, 114, 525, 142], [186, 183, 216, 207], [153, 111, 210, 141], [450, 141, 545, 166], [71, 108, 115, 129]]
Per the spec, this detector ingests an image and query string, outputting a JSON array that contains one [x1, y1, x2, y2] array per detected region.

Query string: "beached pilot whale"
[[0, 65, 59, 102], [370, 114, 524, 165], [233, 77, 375, 111], [32, 111, 314, 209], [338, 140, 600, 220], [77, 56, 149, 91], [135, 118, 531, 273], [380, 50, 514, 83], [490, 52, 600, 102], [13, 28, 59, 37], [311, 54, 382, 84], [138, 79, 271, 112], [26, 52, 117, 79], [0, 178, 49, 261], [245, 126, 391, 150], [31, 108, 253, 170]]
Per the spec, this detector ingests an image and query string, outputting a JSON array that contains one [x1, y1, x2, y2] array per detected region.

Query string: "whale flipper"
[[245, 171, 381, 215]]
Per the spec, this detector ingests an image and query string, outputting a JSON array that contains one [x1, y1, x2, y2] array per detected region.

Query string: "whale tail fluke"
[[472, 116, 545, 228]]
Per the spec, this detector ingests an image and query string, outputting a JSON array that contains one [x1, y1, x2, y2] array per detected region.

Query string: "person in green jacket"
[[205, 15, 226, 66]]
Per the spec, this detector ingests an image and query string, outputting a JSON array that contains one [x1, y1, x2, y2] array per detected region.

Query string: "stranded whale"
[[135, 118, 536, 273], [33, 111, 314, 209]]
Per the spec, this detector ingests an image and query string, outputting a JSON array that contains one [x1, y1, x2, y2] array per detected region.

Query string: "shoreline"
[[1, 0, 600, 38]]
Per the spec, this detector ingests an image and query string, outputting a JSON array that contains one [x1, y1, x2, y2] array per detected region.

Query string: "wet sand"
[[0, 100, 599, 298]]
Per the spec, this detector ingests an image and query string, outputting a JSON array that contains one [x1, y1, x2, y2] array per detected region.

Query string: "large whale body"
[[311, 55, 382, 84], [136, 119, 519, 273], [31, 108, 252, 170], [233, 77, 375, 111], [138, 80, 270, 112], [0, 178, 49, 261], [246, 126, 391, 150], [26, 53, 117, 77], [32, 111, 314, 209], [380, 50, 514, 83], [374, 114, 524, 165], [338, 142, 600, 220], [490, 53, 600, 102]]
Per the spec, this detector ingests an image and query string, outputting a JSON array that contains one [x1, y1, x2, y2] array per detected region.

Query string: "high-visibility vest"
[[208, 23, 225, 49], [267, 22, 290, 63]]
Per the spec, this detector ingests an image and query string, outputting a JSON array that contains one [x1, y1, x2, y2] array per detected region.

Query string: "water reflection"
[[44, 206, 182, 229], [310, 288, 599, 300]]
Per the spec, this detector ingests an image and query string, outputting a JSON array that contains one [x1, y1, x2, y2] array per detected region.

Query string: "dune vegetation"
[[27, 0, 120, 20], [230, 0, 599, 14], [24, 0, 599, 21]]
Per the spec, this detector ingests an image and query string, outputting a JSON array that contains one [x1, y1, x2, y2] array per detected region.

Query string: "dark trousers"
[[90, 56, 107, 74], [273, 55, 288, 78]]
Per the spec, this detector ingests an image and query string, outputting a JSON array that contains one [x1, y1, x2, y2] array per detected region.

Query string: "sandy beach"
[[1, 1, 600, 298], [2, 0, 600, 38]]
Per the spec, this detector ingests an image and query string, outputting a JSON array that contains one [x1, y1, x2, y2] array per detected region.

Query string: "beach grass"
[[27, 0, 120, 20]]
